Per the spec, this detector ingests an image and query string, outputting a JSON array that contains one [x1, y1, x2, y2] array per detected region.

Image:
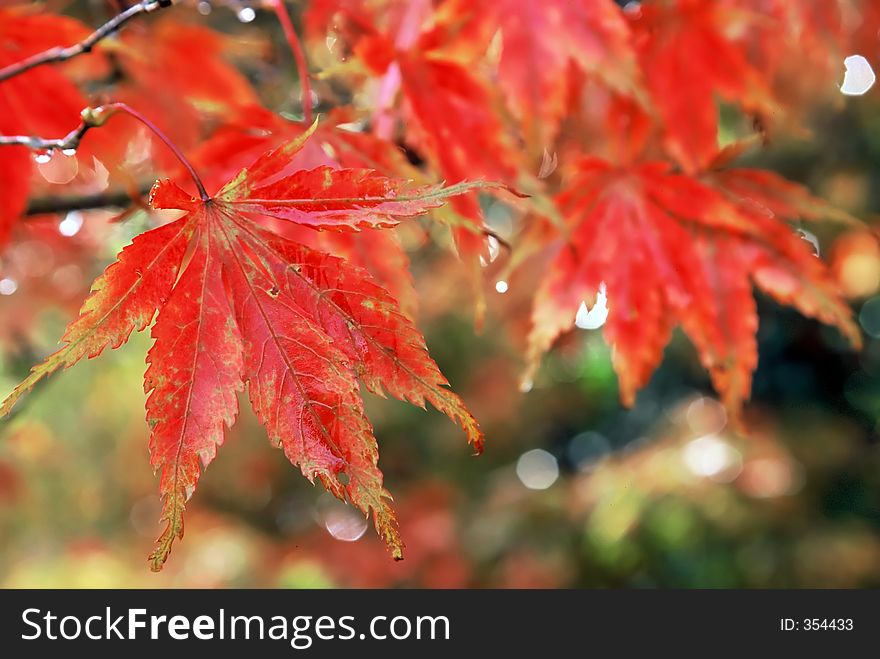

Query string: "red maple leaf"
[[525, 157, 860, 419], [305, 0, 521, 270], [0, 127, 485, 569], [628, 0, 778, 173], [745, 0, 855, 115], [443, 0, 643, 148], [183, 106, 423, 315]]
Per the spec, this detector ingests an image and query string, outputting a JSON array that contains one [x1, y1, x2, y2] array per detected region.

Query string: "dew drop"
[[315, 494, 368, 542], [495, 280, 509, 294], [336, 121, 365, 133], [479, 235, 501, 267], [197, 1, 212, 15], [537, 149, 558, 179], [61, 148, 77, 157], [37, 149, 78, 184], [798, 229, 820, 256], [58, 210, 84, 237], [323, 508, 368, 542]]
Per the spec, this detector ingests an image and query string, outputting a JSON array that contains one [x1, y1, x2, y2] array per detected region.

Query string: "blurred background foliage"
[[1, 0, 880, 588]]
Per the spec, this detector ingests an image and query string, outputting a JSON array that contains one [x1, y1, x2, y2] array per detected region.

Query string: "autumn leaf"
[[525, 158, 860, 420], [0, 217, 194, 407], [628, 0, 778, 173], [185, 106, 424, 315], [282, 222, 421, 319], [444, 0, 643, 148], [744, 1, 854, 116], [305, 0, 521, 273], [186, 106, 417, 188], [1, 129, 484, 570]]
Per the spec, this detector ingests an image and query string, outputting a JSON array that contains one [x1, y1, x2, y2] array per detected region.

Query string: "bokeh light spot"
[[516, 449, 559, 490], [575, 285, 608, 330], [858, 296, 880, 338], [841, 55, 876, 96], [682, 435, 742, 482]]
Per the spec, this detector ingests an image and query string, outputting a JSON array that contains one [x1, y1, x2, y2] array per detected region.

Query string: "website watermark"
[[21, 608, 450, 649]]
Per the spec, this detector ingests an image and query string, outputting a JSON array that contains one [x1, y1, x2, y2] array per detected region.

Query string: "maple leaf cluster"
[[302, 0, 874, 415], [0, 0, 876, 567]]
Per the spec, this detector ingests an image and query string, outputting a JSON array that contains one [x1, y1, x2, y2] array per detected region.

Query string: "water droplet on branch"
[[58, 211, 84, 237], [237, 6, 256, 23]]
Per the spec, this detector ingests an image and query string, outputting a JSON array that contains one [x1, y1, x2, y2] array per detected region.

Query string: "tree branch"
[[0, 114, 93, 151], [2, 102, 209, 201], [25, 184, 154, 217], [0, 0, 175, 83]]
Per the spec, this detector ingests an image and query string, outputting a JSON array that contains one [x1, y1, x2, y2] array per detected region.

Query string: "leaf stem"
[[106, 102, 209, 201], [0, 0, 175, 83], [269, 0, 313, 123]]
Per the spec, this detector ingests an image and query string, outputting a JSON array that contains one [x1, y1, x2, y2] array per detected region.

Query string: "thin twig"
[[0, 0, 175, 83], [25, 184, 154, 216], [0, 102, 209, 201], [109, 102, 209, 200], [0, 121, 91, 152], [270, 0, 313, 123]]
